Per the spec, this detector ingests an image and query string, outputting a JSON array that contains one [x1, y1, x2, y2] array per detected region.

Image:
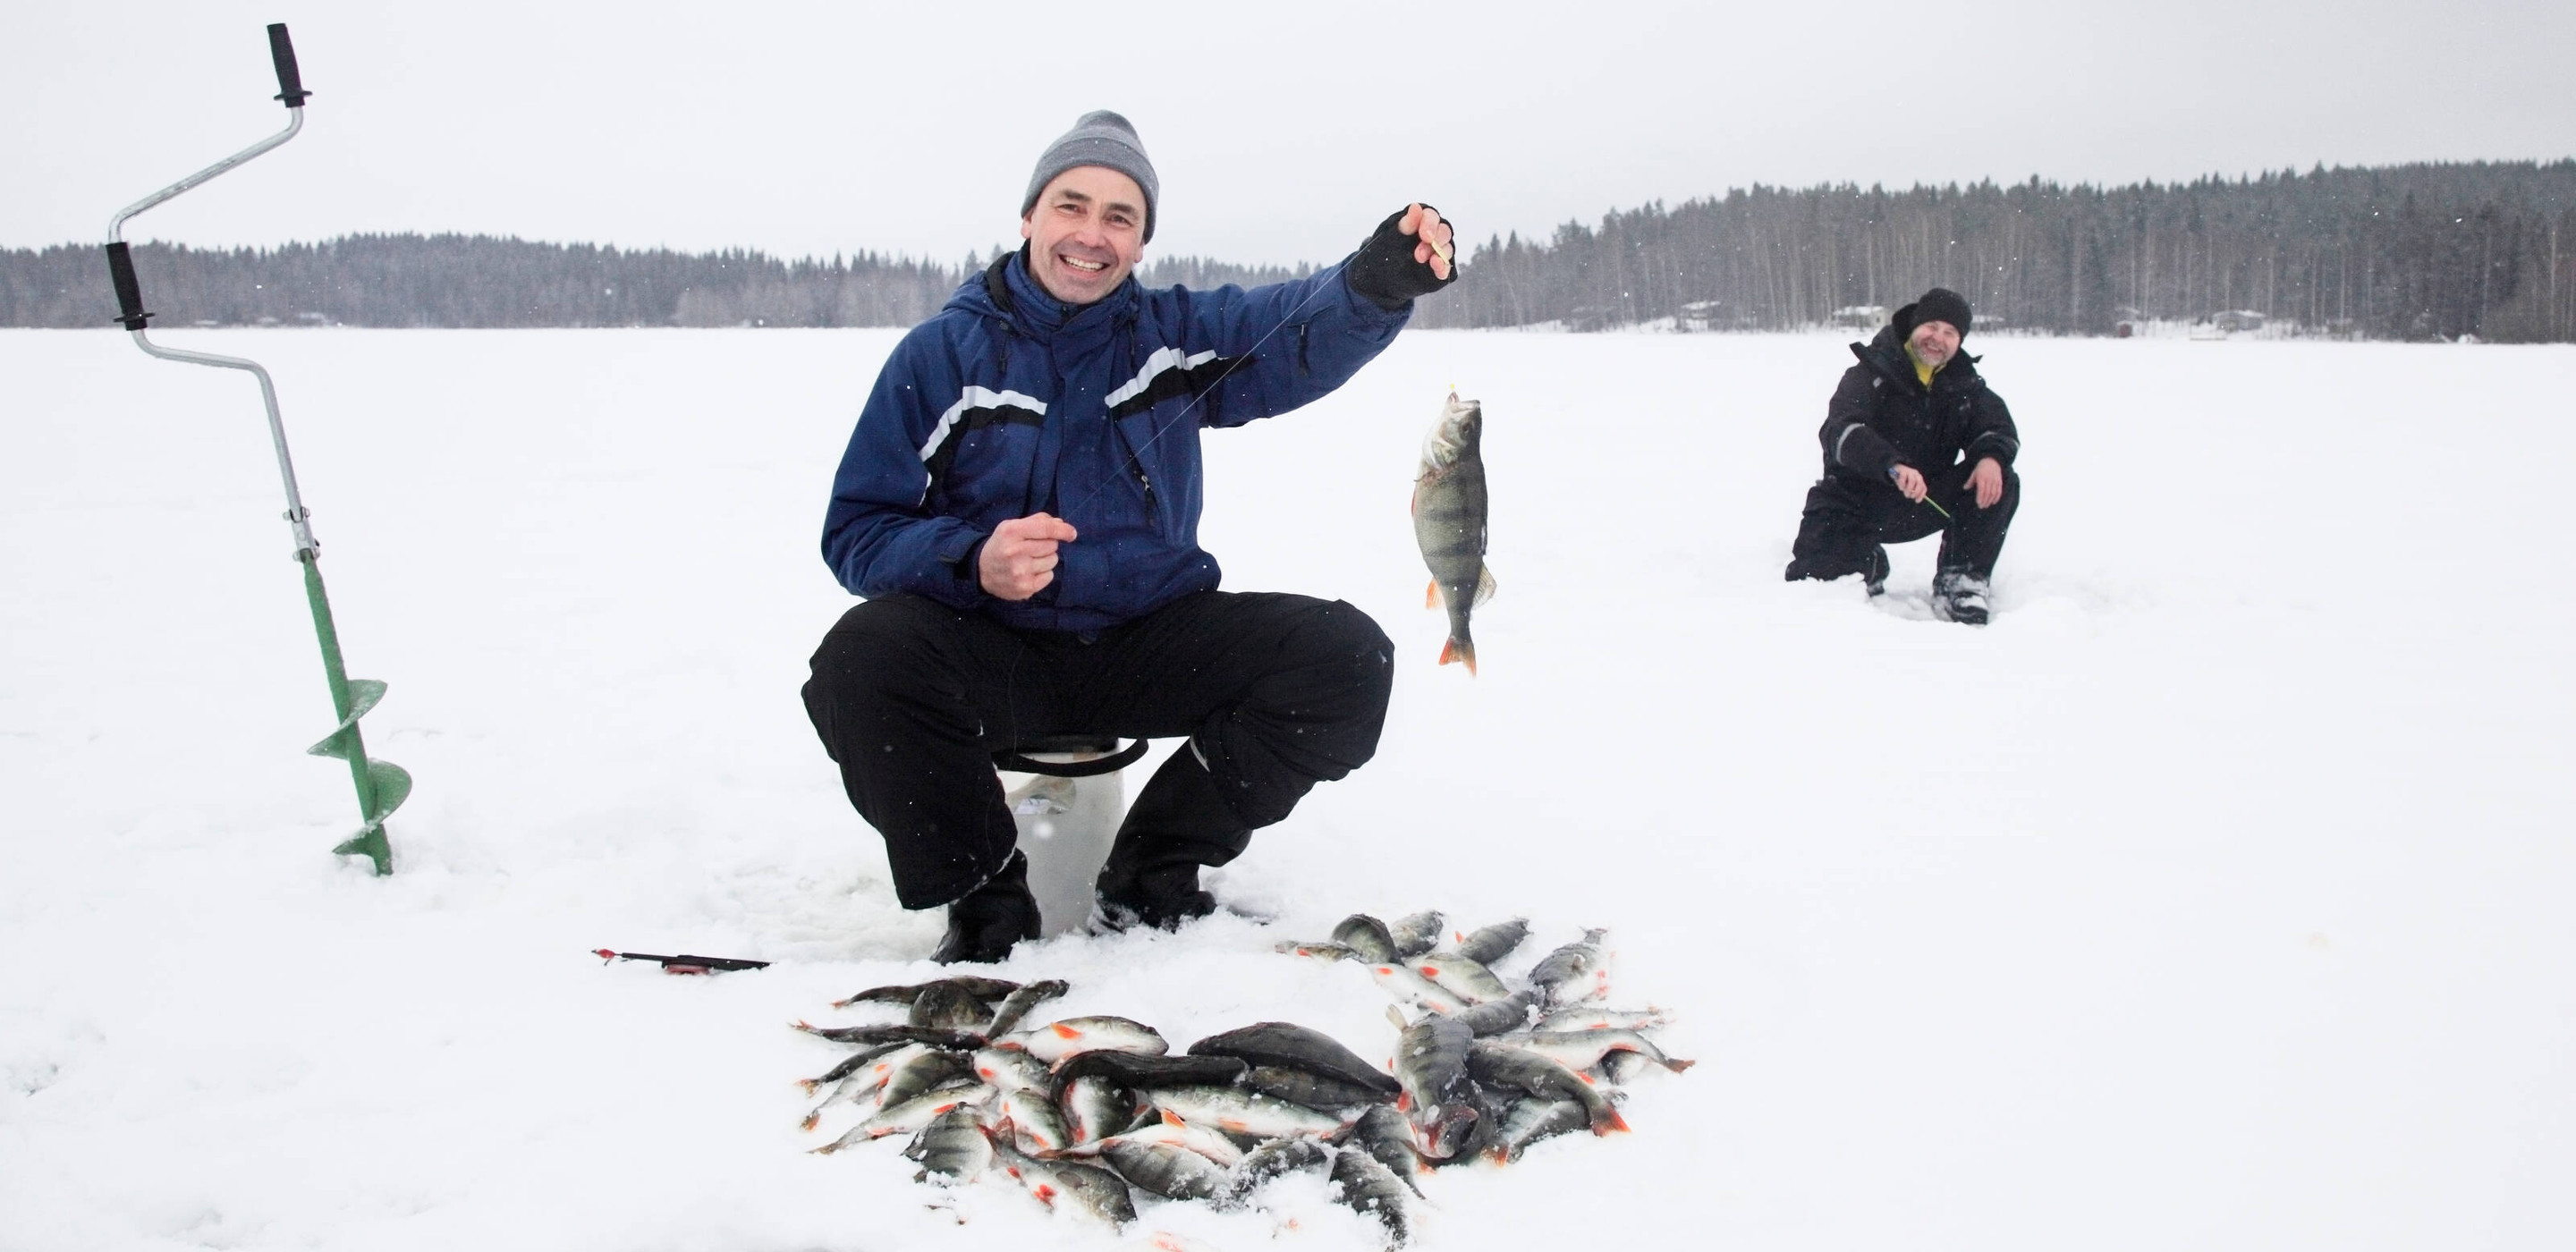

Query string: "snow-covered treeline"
[[0, 236, 1309, 332], [9, 161, 2574, 341], [1413, 161, 2576, 342]]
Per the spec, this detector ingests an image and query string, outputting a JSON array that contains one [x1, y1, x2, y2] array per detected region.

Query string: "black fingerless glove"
[[1343, 207, 1459, 311]]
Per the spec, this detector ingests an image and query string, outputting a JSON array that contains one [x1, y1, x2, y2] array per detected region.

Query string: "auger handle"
[[106, 242, 150, 331], [268, 23, 309, 106]]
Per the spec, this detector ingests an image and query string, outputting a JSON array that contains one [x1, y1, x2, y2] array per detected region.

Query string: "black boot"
[[929, 850, 1041, 964], [1784, 544, 1889, 597], [1088, 749, 1250, 934], [1933, 569, 1992, 626]]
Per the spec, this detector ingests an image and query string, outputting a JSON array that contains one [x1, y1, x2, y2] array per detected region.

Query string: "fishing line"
[[1059, 260, 1349, 518], [1099, 221, 1449, 486]]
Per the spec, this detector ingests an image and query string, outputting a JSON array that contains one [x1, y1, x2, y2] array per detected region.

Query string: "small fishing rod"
[[1891, 465, 1953, 520], [594, 949, 772, 975]]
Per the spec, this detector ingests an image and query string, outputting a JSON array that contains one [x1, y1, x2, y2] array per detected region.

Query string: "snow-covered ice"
[[4, 326, 2572, 1250]]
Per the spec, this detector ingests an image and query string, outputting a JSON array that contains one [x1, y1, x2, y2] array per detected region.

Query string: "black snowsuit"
[[1784, 326, 2021, 582], [804, 590, 1391, 909]]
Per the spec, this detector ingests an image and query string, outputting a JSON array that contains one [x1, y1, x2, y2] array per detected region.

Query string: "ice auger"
[[103, 24, 411, 874]]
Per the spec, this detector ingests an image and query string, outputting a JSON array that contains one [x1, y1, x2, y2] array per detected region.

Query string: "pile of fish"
[[791, 915, 1687, 1244]]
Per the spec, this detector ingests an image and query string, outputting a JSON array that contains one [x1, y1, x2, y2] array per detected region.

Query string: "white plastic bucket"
[[1004, 766, 1126, 936]]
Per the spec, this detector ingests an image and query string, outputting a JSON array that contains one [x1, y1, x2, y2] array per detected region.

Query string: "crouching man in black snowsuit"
[[1782, 287, 2021, 624]]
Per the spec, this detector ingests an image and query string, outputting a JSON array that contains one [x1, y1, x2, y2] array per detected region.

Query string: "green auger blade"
[[326, 759, 410, 875], [331, 827, 390, 874], [307, 679, 386, 755], [306, 671, 408, 876], [365, 757, 413, 818]]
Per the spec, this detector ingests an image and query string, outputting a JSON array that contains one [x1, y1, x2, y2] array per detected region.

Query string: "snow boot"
[[1086, 863, 1216, 934], [1086, 749, 1247, 935], [1862, 545, 1890, 597], [1933, 570, 1992, 626], [929, 850, 1041, 964]]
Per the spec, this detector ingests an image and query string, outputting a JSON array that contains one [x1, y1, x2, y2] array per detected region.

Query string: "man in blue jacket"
[[802, 111, 1456, 962]]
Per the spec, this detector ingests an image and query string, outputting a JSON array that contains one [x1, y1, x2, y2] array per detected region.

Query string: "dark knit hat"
[[1895, 287, 1973, 339], [1021, 110, 1160, 242]]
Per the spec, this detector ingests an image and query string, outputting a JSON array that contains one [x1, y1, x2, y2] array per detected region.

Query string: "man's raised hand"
[[979, 512, 1078, 601], [1346, 204, 1462, 309], [1401, 204, 1456, 281]]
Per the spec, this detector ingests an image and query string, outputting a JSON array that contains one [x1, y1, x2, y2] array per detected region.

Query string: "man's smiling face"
[[1020, 165, 1147, 306], [1908, 318, 1962, 369]]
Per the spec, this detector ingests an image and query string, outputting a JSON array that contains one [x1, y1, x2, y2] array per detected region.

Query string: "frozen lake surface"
[[4, 326, 2572, 1251]]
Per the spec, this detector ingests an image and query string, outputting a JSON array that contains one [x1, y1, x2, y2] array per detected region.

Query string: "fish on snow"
[[994, 1015, 1167, 1065]]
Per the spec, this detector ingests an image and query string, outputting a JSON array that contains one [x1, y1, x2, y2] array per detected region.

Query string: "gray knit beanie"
[[1021, 110, 1159, 242]]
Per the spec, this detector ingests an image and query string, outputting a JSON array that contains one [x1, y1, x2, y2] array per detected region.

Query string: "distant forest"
[[1413, 160, 2576, 343], [4, 161, 2572, 342], [0, 238, 1307, 332]]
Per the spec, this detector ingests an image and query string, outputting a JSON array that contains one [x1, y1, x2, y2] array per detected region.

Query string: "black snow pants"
[[1784, 461, 2021, 582], [802, 590, 1394, 909]]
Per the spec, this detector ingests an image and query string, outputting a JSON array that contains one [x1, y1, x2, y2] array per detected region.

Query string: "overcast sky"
[[8, 0, 2571, 269]]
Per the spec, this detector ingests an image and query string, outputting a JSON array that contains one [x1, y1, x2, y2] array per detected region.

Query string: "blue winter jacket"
[[822, 248, 1411, 632]]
